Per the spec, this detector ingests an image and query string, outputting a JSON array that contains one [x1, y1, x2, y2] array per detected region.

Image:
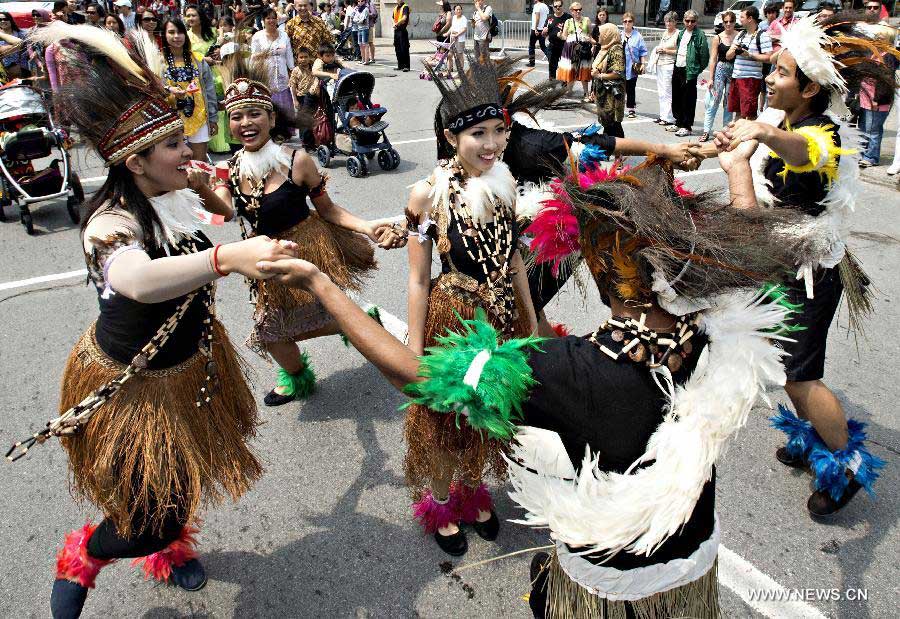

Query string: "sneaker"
[[170, 558, 208, 592], [675, 128, 691, 137], [887, 163, 900, 175], [665, 125, 679, 132], [435, 529, 468, 556], [471, 510, 500, 541], [858, 159, 873, 168], [626, 110, 636, 119], [808, 478, 863, 518], [775, 446, 806, 469]]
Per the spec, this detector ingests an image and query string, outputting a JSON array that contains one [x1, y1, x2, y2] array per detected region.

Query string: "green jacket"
[[674, 28, 710, 80]]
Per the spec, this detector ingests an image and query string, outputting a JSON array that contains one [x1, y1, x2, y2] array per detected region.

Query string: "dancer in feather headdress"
[[211, 53, 402, 406], [710, 14, 894, 517], [249, 150, 809, 617], [11, 23, 298, 618]]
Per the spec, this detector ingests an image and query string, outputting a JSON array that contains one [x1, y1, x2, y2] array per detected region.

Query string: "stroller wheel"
[[66, 196, 81, 224], [21, 209, 34, 235], [378, 149, 401, 171], [70, 172, 85, 204], [346, 155, 367, 178], [316, 145, 331, 168]]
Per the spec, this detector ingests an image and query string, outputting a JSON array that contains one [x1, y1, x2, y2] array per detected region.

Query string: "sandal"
[[698, 132, 710, 142]]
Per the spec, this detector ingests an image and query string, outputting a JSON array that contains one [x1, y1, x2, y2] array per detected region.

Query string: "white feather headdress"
[[779, 17, 847, 93]]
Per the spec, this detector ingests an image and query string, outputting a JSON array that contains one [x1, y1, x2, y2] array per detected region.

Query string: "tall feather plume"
[[128, 28, 164, 78]]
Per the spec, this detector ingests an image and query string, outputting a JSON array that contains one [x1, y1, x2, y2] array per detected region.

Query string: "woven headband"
[[223, 79, 274, 114], [447, 103, 509, 134], [98, 97, 183, 166]]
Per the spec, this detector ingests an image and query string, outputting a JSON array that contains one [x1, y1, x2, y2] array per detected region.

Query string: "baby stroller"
[[0, 81, 84, 235], [315, 71, 400, 178], [419, 40, 453, 80], [335, 28, 360, 62]]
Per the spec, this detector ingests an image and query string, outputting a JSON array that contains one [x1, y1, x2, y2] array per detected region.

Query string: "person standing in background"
[[528, 0, 549, 67], [115, 0, 136, 31], [285, 0, 335, 64], [767, 0, 797, 52], [857, 38, 897, 168], [544, 1, 569, 81], [652, 11, 678, 127], [350, 0, 371, 65], [393, 0, 410, 71], [726, 6, 771, 121], [620, 12, 647, 119], [556, 3, 593, 100], [700, 9, 736, 142], [251, 8, 295, 120], [669, 9, 708, 137], [367, 0, 378, 65], [471, 0, 493, 61]]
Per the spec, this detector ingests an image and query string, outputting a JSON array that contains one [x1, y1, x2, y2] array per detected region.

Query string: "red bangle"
[[212, 244, 226, 277]]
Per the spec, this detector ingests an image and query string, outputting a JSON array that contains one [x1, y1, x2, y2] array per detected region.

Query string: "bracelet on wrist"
[[212, 244, 226, 277]]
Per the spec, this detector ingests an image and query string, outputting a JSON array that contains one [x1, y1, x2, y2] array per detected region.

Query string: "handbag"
[[432, 14, 445, 34]]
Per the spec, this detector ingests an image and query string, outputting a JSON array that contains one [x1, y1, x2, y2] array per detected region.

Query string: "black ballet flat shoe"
[[775, 446, 806, 469], [263, 389, 296, 407], [51, 579, 88, 619], [171, 558, 208, 592], [807, 478, 863, 519], [471, 510, 500, 541], [434, 529, 468, 556], [530, 551, 550, 582]]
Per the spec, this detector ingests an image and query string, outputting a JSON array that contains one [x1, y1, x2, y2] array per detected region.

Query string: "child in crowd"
[[289, 46, 321, 149], [312, 42, 345, 96]]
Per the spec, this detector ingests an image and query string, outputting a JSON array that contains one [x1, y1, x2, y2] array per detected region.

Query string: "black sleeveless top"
[[94, 233, 214, 369], [522, 330, 715, 569], [232, 150, 311, 237], [439, 205, 521, 283]]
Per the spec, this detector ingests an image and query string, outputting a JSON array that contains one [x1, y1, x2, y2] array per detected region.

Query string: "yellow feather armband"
[[771, 124, 854, 187]]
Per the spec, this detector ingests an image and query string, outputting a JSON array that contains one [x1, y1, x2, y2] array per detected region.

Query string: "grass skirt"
[[403, 272, 532, 497], [540, 549, 721, 618], [60, 320, 261, 537], [248, 212, 376, 356]]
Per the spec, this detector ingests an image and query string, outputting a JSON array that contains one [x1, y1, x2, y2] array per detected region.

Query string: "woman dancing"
[[213, 57, 403, 406], [15, 23, 297, 619], [403, 58, 540, 556]]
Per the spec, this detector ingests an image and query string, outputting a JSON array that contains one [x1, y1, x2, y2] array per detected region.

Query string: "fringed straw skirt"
[[537, 548, 721, 619], [59, 320, 261, 538], [403, 272, 532, 497], [248, 212, 377, 356]]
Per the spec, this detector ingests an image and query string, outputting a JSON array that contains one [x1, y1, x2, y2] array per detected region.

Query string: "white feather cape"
[[430, 160, 518, 225], [505, 288, 791, 558]]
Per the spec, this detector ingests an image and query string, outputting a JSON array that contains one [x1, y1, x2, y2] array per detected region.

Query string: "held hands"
[[218, 237, 300, 279], [367, 218, 409, 250], [256, 258, 324, 289], [661, 143, 701, 171], [715, 119, 771, 151]]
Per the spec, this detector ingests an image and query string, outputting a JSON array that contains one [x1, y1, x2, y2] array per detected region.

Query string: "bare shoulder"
[[406, 179, 433, 216]]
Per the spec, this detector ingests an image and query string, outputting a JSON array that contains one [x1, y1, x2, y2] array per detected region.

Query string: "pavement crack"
[[0, 281, 83, 304]]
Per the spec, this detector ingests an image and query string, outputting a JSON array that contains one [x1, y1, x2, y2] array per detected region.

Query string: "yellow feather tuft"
[[772, 123, 854, 187]]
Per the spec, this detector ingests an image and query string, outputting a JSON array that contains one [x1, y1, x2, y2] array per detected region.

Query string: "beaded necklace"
[[444, 158, 518, 332], [589, 312, 699, 372]]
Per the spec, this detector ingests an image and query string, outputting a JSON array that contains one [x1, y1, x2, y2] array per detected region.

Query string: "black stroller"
[[335, 28, 360, 61], [0, 81, 84, 234], [315, 71, 400, 178]]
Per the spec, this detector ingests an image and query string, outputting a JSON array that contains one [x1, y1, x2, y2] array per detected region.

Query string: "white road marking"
[[0, 269, 87, 292]]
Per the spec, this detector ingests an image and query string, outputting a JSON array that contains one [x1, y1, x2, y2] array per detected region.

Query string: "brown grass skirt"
[[403, 274, 532, 497], [249, 213, 377, 355], [542, 549, 721, 619], [59, 320, 261, 537]]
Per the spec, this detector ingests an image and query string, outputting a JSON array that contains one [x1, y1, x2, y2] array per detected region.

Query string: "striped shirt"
[[731, 29, 772, 80]]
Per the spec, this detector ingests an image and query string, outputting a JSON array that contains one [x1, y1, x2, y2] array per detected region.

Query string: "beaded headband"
[[223, 78, 274, 113], [446, 103, 510, 134], [98, 97, 184, 166]]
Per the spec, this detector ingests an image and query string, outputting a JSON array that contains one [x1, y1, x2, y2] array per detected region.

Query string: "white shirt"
[[251, 29, 295, 92], [450, 14, 467, 42], [532, 1, 549, 31], [472, 5, 493, 41], [675, 29, 691, 68]]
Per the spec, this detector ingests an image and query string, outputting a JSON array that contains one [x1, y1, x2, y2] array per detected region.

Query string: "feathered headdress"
[[29, 23, 181, 165], [222, 50, 274, 114], [780, 15, 899, 109], [527, 157, 806, 314]]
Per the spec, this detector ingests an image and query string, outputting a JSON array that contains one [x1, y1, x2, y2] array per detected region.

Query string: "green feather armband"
[[402, 310, 545, 441]]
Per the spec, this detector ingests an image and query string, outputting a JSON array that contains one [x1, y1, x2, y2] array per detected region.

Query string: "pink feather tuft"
[[577, 161, 630, 189], [412, 489, 458, 533], [56, 522, 113, 588], [131, 525, 199, 582], [673, 177, 695, 198], [551, 322, 571, 337], [453, 483, 494, 524], [526, 197, 581, 276]]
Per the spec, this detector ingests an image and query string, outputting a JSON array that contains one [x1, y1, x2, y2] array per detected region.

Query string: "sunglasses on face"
[[684, 19, 696, 22], [865, 4, 879, 9], [553, 4, 562, 7]]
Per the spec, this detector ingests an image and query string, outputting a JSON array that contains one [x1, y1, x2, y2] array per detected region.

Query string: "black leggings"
[[625, 77, 637, 109], [86, 500, 186, 561]]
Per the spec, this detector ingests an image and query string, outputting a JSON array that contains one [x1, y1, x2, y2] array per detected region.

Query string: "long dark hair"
[[185, 3, 215, 42], [81, 157, 166, 252], [0, 11, 21, 33], [161, 18, 194, 68]]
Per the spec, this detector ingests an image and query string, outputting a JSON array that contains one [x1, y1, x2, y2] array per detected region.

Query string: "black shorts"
[[781, 266, 843, 382]]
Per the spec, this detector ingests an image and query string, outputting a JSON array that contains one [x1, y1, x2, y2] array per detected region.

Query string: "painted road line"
[[0, 269, 87, 292]]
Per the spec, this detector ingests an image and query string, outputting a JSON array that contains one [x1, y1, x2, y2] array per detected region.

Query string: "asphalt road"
[[0, 52, 897, 619]]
